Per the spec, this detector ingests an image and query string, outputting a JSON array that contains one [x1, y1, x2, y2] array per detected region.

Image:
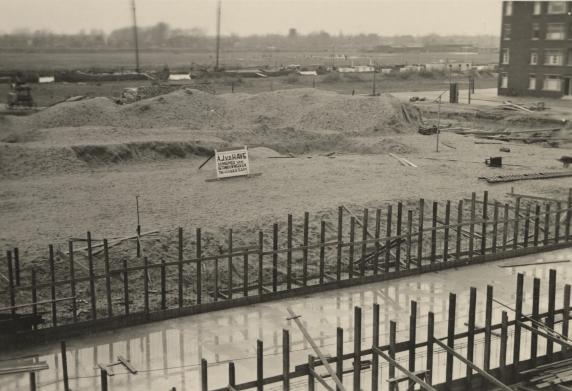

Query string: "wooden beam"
[[517, 321, 572, 349], [0, 361, 49, 376], [372, 346, 437, 391], [286, 307, 346, 391], [433, 338, 513, 391]]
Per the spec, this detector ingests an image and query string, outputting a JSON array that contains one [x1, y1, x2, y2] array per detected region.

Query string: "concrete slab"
[[1, 247, 571, 390]]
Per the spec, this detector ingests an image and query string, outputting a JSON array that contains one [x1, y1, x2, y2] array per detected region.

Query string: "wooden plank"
[[500, 311, 508, 382], [555, 202, 562, 243], [201, 359, 208, 391], [433, 338, 513, 391], [360, 209, 368, 277], [492, 202, 499, 253], [507, 192, 564, 203], [0, 361, 49, 376], [68, 241, 77, 322], [518, 321, 572, 349], [336, 207, 343, 281], [258, 231, 263, 297], [117, 356, 137, 374], [320, 221, 326, 284], [122, 259, 129, 315], [286, 307, 346, 391], [257, 339, 263, 391], [548, 269, 557, 358], [456, 201, 463, 262], [143, 257, 149, 312], [87, 232, 97, 320], [160, 258, 166, 310], [272, 224, 278, 292], [5, 251, 14, 313], [349, 217, 355, 279], [533, 204, 539, 247], [503, 204, 509, 252], [469, 193, 476, 260], [389, 320, 396, 391], [564, 284, 570, 352], [513, 198, 521, 250], [228, 229, 234, 300]]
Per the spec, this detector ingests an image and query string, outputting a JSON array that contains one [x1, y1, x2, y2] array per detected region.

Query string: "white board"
[[215, 146, 250, 179]]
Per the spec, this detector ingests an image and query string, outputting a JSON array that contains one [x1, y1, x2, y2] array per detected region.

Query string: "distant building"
[[498, 1, 572, 98]]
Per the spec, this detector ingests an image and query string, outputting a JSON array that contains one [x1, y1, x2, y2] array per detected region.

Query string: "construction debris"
[[389, 153, 417, 167], [479, 171, 572, 183], [519, 358, 572, 390], [558, 156, 572, 168], [485, 157, 503, 167]]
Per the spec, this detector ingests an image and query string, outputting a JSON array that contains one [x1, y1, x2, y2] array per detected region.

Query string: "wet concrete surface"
[[1, 247, 571, 390]]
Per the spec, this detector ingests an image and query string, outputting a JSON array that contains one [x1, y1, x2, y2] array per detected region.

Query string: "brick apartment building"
[[498, 1, 572, 98]]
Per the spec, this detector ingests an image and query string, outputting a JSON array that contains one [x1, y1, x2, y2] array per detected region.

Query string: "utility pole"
[[215, 0, 222, 71], [372, 65, 377, 96], [131, 0, 140, 73], [436, 96, 441, 152]]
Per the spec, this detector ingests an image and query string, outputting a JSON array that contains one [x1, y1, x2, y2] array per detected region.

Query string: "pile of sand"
[[4, 88, 420, 135]]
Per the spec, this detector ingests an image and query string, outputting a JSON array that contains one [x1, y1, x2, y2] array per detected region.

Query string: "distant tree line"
[[0, 23, 499, 51]]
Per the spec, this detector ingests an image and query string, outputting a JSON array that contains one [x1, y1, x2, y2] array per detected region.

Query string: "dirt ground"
[[0, 85, 571, 323]]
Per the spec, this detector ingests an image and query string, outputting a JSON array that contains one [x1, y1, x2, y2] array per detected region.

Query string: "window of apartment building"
[[501, 73, 508, 88], [504, 1, 513, 16], [546, 23, 566, 40], [502, 48, 510, 64], [544, 49, 563, 65], [532, 23, 541, 40], [530, 50, 538, 65], [503, 24, 511, 40], [529, 75, 536, 90], [533, 1, 542, 15], [547, 1, 566, 14], [543, 75, 561, 91]]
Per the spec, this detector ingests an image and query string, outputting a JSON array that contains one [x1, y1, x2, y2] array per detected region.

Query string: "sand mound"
[[5, 88, 420, 135]]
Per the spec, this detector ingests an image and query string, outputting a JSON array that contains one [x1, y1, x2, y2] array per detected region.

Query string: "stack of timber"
[[479, 171, 572, 183], [498, 100, 546, 113], [454, 127, 563, 144], [518, 358, 572, 389]]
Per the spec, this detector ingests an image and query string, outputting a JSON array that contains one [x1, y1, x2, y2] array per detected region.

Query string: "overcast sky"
[[0, 0, 502, 36]]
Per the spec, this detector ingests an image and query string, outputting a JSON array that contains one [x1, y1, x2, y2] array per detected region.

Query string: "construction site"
[[1, 1, 572, 391]]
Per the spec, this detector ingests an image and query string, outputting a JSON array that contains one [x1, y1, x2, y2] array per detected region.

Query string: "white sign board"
[[215, 146, 250, 179]]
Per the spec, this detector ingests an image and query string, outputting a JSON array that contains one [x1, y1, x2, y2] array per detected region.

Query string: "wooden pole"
[[564, 284, 570, 352], [481, 191, 488, 255], [492, 202, 499, 253], [30, 372, 37, 391], [303, 212, 309, 286], [228, 229, 233, 299], [500, 311, 508, 383], [547, 269, 556, 358], [308, 355, 315, 391], [512, 273, 524, 378], [31, 269, 37, 330], [445, 293, 456, 388], [349, 217, 355, 279], [228, 361, 236, 388], [444, 201, 450, 263], [61, 341, 70, 391], [373, 346, 437, 391], [214, 257, 219, 302], [466, 287, 476, 387], [566, 188, 571, 240], [469, 192, 476, 260], [283, 329, 290, 390], [123, 258, 129, 315], [544, 203, 551, 246], [6, 251, 15, 314], [258, 231, 264, 296], [360, 209, 368, 277], [555, 202, 562, 243], [272, 224, 278, 292], [68, 241, 77, 322], [287, 214, 292, 290], [100, 368, 108, 391], [456, 201, 463, 262], [160, 257, 166, 310], [374, 208, 381, 274], [389, 320, 396, 391], [353, 306, 362, 391], [87, 232, 97, 320], [336, 327, 343, 391], [409, 300, 418, 390], [103, 240, 113, 316], [143, 256, 149, 312], [372, 303, 380, 391], [431, 202, 437, 265], [385, 205, 393, 273], [426, 311, 434, 385], [201, 359, 208, 391], [13, 247, 20, 286], [406, 210, 413, 270], [243, 251, 249, 297], [483, 285, 493, 371], [513, 197, 521, 250], [257, 339, 263, 391], [531, 278, 540, 364], [396, 203, 402, 269], [337, 207, 343, 281], [196, 228, 202, 304], [178, 227, 184, 307], [320, 220, 326, 284], [503, 204, 509, 251], [49, 245, 57, 327], [417, 199, 424, 266]]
